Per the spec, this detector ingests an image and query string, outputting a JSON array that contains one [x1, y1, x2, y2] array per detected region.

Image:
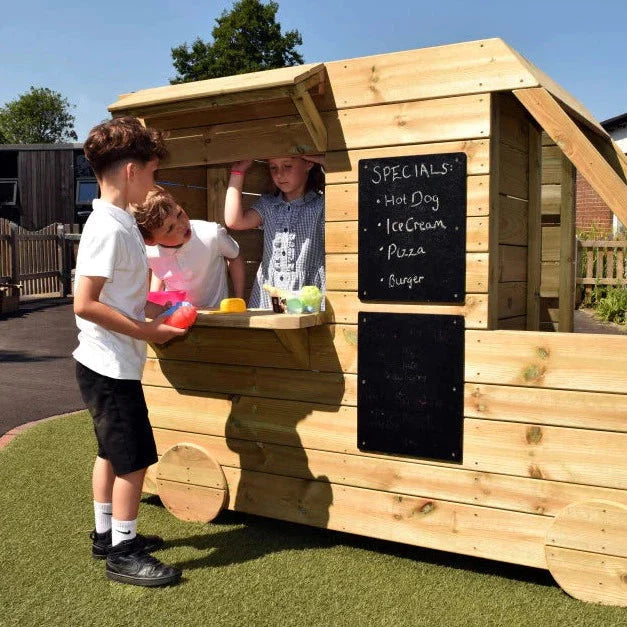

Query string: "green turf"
[[0, 412, 624, 626]]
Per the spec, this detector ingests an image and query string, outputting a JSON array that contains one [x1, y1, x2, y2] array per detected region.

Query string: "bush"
[[595, 287, 627, 324]]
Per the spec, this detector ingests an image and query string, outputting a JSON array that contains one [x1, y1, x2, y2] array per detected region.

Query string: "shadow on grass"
[[142, 495, 554, 587]]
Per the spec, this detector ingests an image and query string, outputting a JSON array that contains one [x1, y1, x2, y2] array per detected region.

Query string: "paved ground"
[[573, 308, 627, 335], [0, 298, 85, 437], [0, 298, 625, 440]]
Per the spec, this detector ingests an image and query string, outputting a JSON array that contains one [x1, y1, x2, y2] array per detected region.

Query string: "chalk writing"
[[388, 274, 424, 290], [369, 161, 455, 184], [358, 153, 466, 302], [383, 191, 440, 211], [386, 217, 446, 234]]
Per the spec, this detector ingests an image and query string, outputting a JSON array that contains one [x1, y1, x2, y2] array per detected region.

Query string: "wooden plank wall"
[[17, 150, 74, 230], [156, 166, 207, 221], [540, 134, 576, 331], [144, 325, 627, 570], [491, 93, 534, 330], [541, 134, 563, 330]]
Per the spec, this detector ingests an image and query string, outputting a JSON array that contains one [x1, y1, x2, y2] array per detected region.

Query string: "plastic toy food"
[[262, 284, 323, 314], [300, 285, 322, 313], [263, 284, 289, 313], [161, 301, 197, 329], [286, 297, 304, 314], [147, 290, 187, 306], [219, 298, 246, 313]]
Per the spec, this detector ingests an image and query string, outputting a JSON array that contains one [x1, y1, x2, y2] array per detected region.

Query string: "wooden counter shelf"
[[193, 309, 324, 368], [194, 309, 323, 330]]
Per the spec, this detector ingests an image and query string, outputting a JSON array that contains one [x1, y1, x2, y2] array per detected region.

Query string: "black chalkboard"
[[358, 312, 464, 462], [358, 153, 467, 302]]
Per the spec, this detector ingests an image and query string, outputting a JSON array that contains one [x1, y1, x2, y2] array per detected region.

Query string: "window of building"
[[0, 179, 18, 205], [76, 178, 99, 206]]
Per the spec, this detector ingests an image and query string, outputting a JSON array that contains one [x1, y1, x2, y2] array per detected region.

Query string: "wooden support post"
[[273, 328, 310, 369], [575, 238, 583, 307], [487, 94, 501, 329], [558, 157, 576, 332], [56, 224, 70, 297], [207, 166, 230, 223], [514, 87, 627, 228], [9, 222, 19, 289], [526, 123, 542, 330], [289, 84, 327, 153]]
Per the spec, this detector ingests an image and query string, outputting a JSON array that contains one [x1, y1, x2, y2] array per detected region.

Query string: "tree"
[[170, 0, 303, 83], [0, 87, 77, 144]]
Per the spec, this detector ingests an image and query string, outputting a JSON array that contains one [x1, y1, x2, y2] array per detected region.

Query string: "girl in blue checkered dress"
[[225, 156, 325, 309]]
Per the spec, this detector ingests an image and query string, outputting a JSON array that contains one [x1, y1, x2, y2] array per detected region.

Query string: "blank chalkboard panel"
[[358, 153, 466, 302], [358, 312, 464, 462]]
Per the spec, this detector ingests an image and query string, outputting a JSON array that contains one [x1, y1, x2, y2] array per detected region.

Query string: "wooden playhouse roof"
[[109, 62, 325, 115], [108, 38, 627, 225]]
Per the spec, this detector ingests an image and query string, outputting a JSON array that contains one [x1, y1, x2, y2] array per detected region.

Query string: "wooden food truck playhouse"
[[108, 39, 627, 606]]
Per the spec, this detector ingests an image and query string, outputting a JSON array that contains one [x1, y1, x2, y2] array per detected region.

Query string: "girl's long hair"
[[306, 163, 325, 194]]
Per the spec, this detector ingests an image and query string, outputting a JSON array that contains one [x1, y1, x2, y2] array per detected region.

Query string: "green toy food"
[[300, 285, 322, 312]]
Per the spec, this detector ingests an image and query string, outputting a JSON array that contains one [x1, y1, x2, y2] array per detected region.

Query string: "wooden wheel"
[[545, 500, 627, 606], [156, 443, 228, 522]]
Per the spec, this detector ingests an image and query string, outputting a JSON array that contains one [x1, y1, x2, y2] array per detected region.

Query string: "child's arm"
[[74, 275, 187, 344], [149, 269, 164, 293], [227, 255, 246, 300], [224, 160, 263, 230], [145, 270, 168, 319]]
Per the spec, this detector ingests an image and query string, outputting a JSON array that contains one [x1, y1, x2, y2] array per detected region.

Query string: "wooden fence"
[[577, 239, 627, 302], [0, 218, 80, 299]]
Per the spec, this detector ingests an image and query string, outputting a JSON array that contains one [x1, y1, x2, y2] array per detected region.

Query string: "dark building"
[[0, 144, 98, 230]]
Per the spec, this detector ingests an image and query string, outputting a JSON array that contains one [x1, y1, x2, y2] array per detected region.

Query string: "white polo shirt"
[[147, 220, 239, 308], [73, 199, 149, 380]]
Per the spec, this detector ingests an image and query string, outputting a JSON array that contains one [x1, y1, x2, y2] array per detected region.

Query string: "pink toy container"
[[147, 290, 187, 306]]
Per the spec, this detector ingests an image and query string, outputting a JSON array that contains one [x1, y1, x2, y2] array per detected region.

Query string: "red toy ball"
[[164, 304, 197, 329]]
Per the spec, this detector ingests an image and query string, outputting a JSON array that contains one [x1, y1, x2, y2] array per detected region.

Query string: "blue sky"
[[1, 0, 625, 141]]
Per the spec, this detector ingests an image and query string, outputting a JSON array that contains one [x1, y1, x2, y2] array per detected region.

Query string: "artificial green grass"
[[0, 412, 624, 627]]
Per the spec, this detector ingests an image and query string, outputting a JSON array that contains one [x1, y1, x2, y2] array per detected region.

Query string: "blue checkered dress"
[[249, 190, 325, 309]]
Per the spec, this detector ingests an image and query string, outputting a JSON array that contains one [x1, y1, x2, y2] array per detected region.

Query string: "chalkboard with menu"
[[358, 312, 464, 462], [358, 153, 467, 302]]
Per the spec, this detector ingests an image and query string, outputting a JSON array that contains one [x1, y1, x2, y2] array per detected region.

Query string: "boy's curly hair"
[[132, 187, 176, 240], [84, 116, 168, 177]]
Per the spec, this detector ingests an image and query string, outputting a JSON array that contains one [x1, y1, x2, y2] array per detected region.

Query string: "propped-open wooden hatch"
[[110, 38, 627, 606]]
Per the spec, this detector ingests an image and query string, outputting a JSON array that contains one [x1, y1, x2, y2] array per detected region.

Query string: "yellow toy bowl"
[[219, 298, 246, 313]]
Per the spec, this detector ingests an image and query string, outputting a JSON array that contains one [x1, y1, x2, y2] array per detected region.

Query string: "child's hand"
[[145, 300, 171, 319], [144, 318, 188, 344], [231, 159, 253, 174], [302, 155, 325, 166]]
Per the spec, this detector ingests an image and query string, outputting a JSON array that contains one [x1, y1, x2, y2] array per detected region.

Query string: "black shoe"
[[90, 529, 164, 559], [105, 537, 181, 587]]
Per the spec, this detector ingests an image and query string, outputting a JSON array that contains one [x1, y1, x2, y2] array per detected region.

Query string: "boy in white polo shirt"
[[74, 117, 186, 587], [133, 187, 245, 306]]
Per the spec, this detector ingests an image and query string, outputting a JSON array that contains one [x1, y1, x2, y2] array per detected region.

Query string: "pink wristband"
[[230, 170, 244, 176]]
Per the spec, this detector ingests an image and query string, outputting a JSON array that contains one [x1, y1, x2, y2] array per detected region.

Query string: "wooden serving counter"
[[148, 308, 328, 371], [194, 309, 324, 330]]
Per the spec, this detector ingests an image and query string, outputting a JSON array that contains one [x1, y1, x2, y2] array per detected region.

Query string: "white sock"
[[94, 501, 112, 534], [111, 518, 137, 547]]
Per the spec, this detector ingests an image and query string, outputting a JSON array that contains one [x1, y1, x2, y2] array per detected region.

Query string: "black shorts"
[[75, 360, 157, 476]]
